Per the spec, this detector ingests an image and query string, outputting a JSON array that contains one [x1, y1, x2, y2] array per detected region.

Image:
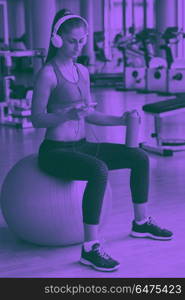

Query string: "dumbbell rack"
[[6, 100, 32, 129], [0, 50, 39, 128], [0, 91, 33, 129]]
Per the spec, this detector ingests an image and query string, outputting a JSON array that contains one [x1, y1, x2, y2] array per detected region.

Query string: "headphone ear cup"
[[83, 35, 87, 46], [51, 34, 63, 48], [83, 35, 88, 45]]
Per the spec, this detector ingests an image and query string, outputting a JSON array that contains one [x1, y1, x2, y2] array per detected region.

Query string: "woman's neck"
[[54, 52, 74, 67]]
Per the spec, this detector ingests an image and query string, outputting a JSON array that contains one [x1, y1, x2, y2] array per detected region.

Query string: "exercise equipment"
[[0, 49, 45, 128], [160, 27, 185, 69], [77, 32, 123, 87], [90, 72, 123, 87], [147, 27, 185, 94], [115, 29, 145, 91], [168, 59, 185, 94], [0, 33, 28, 54], [140, 96, 185, 156], [116, 28, 158, 92], [116, 25, 185, 94], [112, 0, 157, 92], [87, 31, 123, 87], [0, 91, 33, 128], [0, 154, 112, 246], [0, 114, 140, 245], [0, 0, 44, 128], [0, 49, 45, 75], [147, 57, 168, 93], [0, 74, 15, 102], [4, 90, 33, 128], [0, 82, 34, 129], [0, 102, 9, 123], [93, 31, 111, 72]]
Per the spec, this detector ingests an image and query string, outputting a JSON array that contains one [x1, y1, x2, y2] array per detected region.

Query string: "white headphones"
[[51, 14, 88, 48]]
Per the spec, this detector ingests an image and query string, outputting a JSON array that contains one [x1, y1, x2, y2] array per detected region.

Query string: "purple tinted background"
[[0, 0, 185, 278]]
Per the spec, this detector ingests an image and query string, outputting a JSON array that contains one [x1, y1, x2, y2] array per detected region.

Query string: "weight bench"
[[140, 96, 185, 156]]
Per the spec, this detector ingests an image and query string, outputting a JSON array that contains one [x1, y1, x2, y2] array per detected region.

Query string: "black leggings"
[[38, 138, 149, 225]]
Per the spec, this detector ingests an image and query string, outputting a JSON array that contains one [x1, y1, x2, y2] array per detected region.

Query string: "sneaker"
[[80, 243, 120, 272], [130, 217, 173, 240]]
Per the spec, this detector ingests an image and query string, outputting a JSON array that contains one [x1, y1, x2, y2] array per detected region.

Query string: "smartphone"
[[75, 102, 97, 110], [75, 104, 87, 110], [88, 102, 97, 108]]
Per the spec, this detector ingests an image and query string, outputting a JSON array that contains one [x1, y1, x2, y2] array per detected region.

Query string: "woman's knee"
[[89, 159, 109, 181], [132, 148, 149, 169]]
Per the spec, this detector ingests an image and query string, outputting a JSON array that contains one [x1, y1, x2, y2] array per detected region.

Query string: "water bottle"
[[125, 112, 140, 147]]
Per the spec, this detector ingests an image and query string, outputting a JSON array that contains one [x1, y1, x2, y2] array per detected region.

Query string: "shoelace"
[[147, 217, 157, 225], [94, 245, 112, 260], [147, 217, 164, 230]]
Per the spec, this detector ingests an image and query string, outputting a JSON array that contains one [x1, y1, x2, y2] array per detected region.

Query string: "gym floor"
[[0, 88, 185, 278]]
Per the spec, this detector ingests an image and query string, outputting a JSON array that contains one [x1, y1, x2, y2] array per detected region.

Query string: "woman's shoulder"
[[38, 63, 55, 78], [35, 62, 57, 87]]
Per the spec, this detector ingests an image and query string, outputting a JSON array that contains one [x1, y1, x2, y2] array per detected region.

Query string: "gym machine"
[[140, 95, 185, 156], [78, 31, 123, 88], [147, 27, 185, 94], [139, 30, 185, 155], [0, 1, 45, 128], [116, 28, 157, 92], [0, 49, 45, 128], [114, 0, 157, 92]]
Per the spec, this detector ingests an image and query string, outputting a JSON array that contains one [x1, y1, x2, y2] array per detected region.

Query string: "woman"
[[31, 9, 173, 272]]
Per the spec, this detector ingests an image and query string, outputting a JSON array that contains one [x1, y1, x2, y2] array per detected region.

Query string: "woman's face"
[[61, 27, 88, 58]]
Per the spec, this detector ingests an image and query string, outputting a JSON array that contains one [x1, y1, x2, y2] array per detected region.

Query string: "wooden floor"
[[0, 88, 185, 278]]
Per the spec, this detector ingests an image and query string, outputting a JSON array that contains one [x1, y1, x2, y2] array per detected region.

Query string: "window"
[[104, 0, 155, 44], [177, 0, 185, 58], [0, 1, 9, 46]]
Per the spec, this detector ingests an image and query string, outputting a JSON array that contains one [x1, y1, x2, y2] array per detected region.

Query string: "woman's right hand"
[[66, 107, 84, 120], [55, 105, 87, 121], [65, 105, 89, 121]]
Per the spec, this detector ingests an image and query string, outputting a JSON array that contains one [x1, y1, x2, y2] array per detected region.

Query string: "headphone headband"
[[53, 14, 88, 35]]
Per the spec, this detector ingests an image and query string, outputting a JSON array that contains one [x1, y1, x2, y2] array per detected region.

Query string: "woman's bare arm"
[[31, 65, 70, 128]]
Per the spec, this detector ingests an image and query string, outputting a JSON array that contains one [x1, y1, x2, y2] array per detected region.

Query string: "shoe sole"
[[79, 258, 120, 272], [130, 231, 173, 240]]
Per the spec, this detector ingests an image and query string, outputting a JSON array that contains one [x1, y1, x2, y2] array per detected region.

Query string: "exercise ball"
[[0, 154, 112, 246]]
